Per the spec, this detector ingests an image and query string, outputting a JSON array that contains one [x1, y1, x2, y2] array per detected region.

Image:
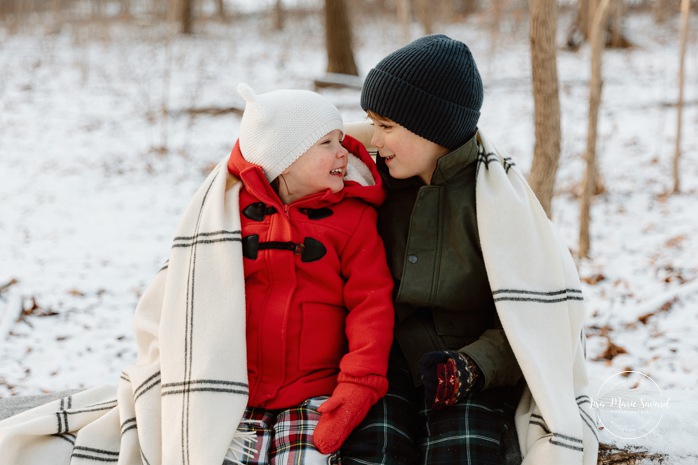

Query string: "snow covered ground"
[[1, 3, 697, 462]]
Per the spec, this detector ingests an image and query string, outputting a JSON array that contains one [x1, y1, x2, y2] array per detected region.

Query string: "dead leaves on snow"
[[589, 323, 628, 363], [589, 295, 682, 370], [637, 297, 679, 325], [598, 443, 666, 465]]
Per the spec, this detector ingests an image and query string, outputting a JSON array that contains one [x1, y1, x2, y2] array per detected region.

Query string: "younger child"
[[0, 84, 394, 465], [226, 83, 394, 464]]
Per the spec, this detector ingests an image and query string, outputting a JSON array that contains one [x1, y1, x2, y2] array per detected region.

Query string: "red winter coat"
[[227, 135, 395, 409]]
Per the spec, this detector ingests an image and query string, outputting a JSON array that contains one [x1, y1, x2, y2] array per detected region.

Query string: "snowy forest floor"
[[1, 4, 698, 463]]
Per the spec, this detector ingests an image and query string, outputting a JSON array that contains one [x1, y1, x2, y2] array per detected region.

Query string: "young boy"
[[343, 35, 599, 465]]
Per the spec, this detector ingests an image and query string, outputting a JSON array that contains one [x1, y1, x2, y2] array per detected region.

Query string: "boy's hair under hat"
[[361, 34, 483, 151], [238, 83, 344, 182]]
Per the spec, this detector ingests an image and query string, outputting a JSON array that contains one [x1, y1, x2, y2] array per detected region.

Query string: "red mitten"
[[312, 373, 388, 454]]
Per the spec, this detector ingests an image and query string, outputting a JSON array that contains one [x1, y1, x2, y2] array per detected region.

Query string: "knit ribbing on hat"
[[238, 83, 345, 182], [361, 34, 483, 150]]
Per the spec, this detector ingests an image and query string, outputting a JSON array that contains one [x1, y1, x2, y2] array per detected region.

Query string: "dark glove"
[[420, 350, 481, 409]]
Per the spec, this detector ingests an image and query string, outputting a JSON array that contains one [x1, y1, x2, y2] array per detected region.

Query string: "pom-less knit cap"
[[361, 34, 483, 151], [238, 83, 345, 182]]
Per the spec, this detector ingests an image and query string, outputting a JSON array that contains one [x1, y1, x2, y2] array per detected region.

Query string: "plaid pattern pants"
[[224, 396, 340, 465], [341, 364, 517, 465]]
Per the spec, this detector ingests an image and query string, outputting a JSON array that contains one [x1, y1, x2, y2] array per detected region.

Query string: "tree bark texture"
[[181, 0, 192, 34], [579, 0, 612, 259], [673, 0, 690, 193], [396, 0, 411, 44], [528, 0, 562, 218], [418, 0, 433, 35], [324, 0, 358, 76], [274, 0, 284, 30]]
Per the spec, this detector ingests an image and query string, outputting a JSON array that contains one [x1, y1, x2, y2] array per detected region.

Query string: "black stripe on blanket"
[[171, 230, 242, 248], [530, 413, 588, 452], [133, 371, 161, 402], [51, 432, 76, 445], [161, 379, 249, 397], [56, 397, 70, 433], [180, 172, 221, 465], [549, 432, 584, 452], [121, 417, 138, 436], [71, 445, 120, 462], [55, 401, 118, 434], [577, 396, 599, 441], [57, 396, 117, 434], [529, 413, 551, 434], [477, 152, 516, 173], [492, 288, 584, 304]]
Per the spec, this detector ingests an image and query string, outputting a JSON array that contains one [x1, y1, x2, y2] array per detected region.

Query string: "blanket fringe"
[[224, 421, 260, 465]]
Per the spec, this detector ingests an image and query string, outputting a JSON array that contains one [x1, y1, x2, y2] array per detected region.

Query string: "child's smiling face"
[[277, 129, 348, 204], [368, 113, 449, 185]]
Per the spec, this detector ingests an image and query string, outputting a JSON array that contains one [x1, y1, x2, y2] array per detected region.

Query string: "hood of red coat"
[[227, 134, 385, 209]]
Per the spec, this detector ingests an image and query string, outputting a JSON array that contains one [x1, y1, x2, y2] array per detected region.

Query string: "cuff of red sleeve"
[[337, 372, 389, 397]]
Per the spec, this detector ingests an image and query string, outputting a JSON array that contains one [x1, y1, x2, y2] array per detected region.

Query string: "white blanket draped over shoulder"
[[0, 159, 250, 465], [475, 131, 599, 465]]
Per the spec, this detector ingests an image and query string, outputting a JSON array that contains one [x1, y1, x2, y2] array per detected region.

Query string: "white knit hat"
[[237, 83, 345, 182]]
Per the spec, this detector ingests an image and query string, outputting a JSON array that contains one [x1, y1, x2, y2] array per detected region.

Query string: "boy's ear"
[[344, 121, 376, 153]]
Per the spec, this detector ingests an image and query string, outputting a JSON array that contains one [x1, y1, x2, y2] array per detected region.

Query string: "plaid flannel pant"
[[341, 364, 517, 465], [224, 396, 340, 465]]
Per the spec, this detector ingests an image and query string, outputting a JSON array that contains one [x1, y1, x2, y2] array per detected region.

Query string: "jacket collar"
[[430, 134, 479, 185]]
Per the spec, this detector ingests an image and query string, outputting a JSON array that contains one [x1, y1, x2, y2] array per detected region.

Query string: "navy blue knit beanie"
[[361, 34, 483, 151]]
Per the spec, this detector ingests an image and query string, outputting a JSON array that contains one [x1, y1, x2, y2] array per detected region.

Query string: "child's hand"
[[420, 351, 481, 409], [312, 376, 385, 454]]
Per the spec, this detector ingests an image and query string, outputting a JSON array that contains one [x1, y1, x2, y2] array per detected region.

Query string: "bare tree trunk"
[[568, 0, 630, 49], [91, 0, 105, 20], [324, 0, 358, 76], [417, 0, 432, 35], [608, 0, 630, 48], [118, 0, 131, 18], [528, 0, 561, 217], [587, 0, 598, 39], [153, 0, 167, 20], [181, 0, 193, 34], [490, 0, 505, 37], [396, 0, 411, 44], [579, 0, 612, 259], [569, 0, 590, 48], [463, 0, 478, 15], [216, 0, 225, 20], [167, 0, 179, 22], [673, 0, 690, 193], [51, 0, 64, 33], [274, 0, 284, 30], [653, 0, 670, 24]]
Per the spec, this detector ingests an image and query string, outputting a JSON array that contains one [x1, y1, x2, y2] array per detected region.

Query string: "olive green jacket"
[[377, 134, 522, 390]]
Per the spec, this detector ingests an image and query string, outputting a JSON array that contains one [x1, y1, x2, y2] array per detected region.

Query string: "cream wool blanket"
[[475, 131, 599, 465], [0, 159, 251, 465]]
